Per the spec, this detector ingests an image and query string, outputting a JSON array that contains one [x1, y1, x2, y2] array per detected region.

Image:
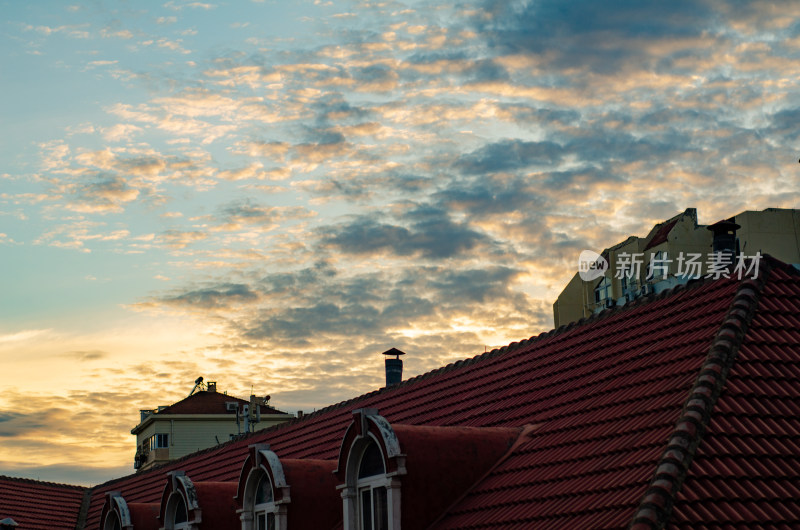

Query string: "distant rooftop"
[[152, 390, 284, 416]]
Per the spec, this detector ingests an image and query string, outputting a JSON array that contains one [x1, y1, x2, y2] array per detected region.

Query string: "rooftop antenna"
[[188, 376, 205, 397]]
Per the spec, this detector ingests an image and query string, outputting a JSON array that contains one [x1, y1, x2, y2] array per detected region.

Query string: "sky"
[[1, 0, 799, 486]]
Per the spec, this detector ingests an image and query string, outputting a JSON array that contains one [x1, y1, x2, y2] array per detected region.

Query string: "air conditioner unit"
[[225, 402, 239, 412]]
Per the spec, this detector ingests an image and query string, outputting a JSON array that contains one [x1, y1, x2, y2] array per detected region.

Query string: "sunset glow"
[[1, 0, 799, 485]]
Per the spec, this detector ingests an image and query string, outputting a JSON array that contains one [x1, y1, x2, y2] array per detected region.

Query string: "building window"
[[594, 276, 612, 306], [254, 474, 278, 530], [356, 441, 389, 530], [647, 251, 670, 281], [151, 433, 169, 449], [166, 493, 190, 530], [157, 433, 169, 448], [145, 433, 169, 451]]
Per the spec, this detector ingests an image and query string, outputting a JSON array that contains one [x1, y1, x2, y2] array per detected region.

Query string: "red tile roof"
[[6, 258, 800, 529], [0, 476, 87, 529], [667, 265, 800, 528], [644, 218, 679, 250], [152, 390, 284, 416]]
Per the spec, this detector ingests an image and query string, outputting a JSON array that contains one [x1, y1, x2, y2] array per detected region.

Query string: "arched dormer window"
[[103, 511, 122, 530], [100, 492, 136, 530], [101, 490, 159, 530], [165, 492, 189, 530], [356, 440, 389, 530], [158, 471, 205, 530], [157, 469, 238, 529], [253, 474, 277, 530], [336, 409, 405, 530], [236, 443, 340, 530], [236, 445, 289, 530]]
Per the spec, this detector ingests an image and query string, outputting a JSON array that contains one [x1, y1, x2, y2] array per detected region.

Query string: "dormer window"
[[236, 445, 289, 530], [159, 470, 238, 529], [236, 443, 339, 530], [101, 490, 159, 530], [166, 492, 190, 530], [336, 410, 404, 530], [103, 512, 122, 530], [253, 474, 277, 530], [357, 441, 389, 530]]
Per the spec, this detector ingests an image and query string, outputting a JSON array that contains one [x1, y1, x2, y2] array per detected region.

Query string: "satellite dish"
[[195, 376, 204, 385]]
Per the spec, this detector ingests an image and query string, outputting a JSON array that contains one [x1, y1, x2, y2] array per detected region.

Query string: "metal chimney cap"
[[382, 348, 406, 358]]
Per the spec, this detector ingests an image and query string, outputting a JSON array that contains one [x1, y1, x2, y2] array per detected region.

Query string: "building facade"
[[553, 207, 800, 327], [131, 383, 294, 472]]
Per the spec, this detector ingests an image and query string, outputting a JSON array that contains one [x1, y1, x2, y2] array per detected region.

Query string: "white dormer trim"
[[238, 445, 290, 530], [338, 409, 405, 530]]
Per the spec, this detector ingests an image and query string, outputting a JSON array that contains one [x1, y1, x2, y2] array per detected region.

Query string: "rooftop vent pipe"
[[382, 348, 406, 387]]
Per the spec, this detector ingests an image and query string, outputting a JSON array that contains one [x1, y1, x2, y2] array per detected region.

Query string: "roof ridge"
[[0, 474, 88, 490], [75, 488, 92, 529], [628, 261, 774, 530]]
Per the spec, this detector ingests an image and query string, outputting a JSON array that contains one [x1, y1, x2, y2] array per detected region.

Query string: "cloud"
[[160, 283, 259, 310], [0, 233, 19, 245], [216, 162, 274, 181], [767, 107, 800, 139], [163, 1, 216, 11], [0, 330, 52, 344], [319, 208, 491, 259], [214, 199, 314, 231], [102, 124, 143, 142], [455, 139, 565, 174], [69, 177, 139, 213], [0, 462, 131, 487], [235, 140, 291, 161], [60, 350, 109, 361], [240, 262, 526, 343], [432, 175, 549, 216], [159, 229, 208, 249], [33, 221, 130, 252], [476, 0, 717, 73]]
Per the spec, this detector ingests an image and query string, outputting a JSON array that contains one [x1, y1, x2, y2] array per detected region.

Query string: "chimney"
[[707, 218, 740, 262], [382, 348, 406, 387], [207, 381, 217, 392]]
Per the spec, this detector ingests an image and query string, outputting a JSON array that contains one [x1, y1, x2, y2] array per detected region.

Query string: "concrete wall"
[[735, 209, 800, 265]]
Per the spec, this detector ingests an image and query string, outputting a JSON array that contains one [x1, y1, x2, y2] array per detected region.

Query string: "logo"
[[578, 250, 608, 281]]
